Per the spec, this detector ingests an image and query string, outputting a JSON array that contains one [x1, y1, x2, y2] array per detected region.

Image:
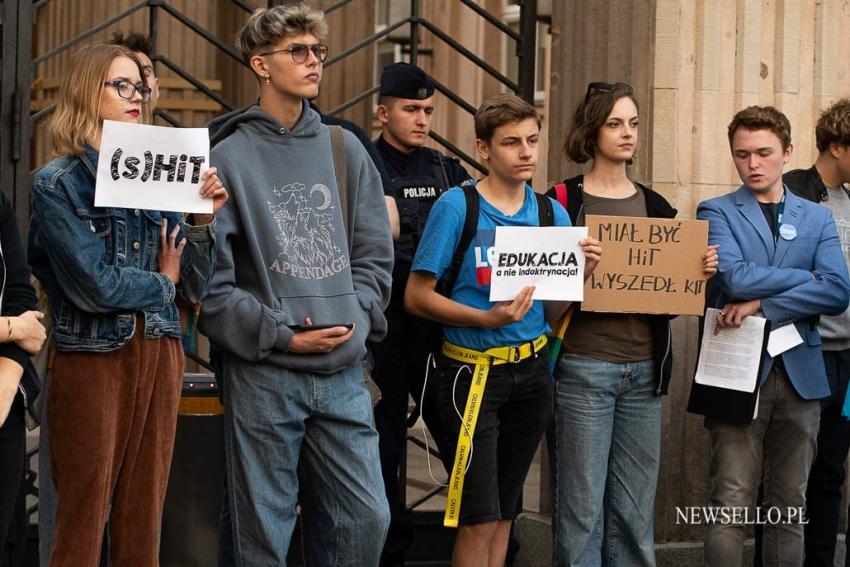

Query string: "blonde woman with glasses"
[[28, 42, 226, 566]]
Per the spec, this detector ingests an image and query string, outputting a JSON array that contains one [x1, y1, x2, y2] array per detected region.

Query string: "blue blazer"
[[697, 186, 850, 400]]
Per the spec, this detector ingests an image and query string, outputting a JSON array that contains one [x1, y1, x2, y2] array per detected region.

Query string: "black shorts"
[[436, 348, 554, 525]]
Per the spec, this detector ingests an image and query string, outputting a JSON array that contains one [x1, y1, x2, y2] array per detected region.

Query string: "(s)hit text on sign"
[[95, 120, 212, 214]]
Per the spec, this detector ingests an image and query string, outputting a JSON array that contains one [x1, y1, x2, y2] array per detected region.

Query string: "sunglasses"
[[583, 82, 633, 104], [260, 43, 329, 64], [103, 80, 152, 103]]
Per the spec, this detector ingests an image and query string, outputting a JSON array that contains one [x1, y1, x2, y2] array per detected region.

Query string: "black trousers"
[[754, 349, 850, 567], [371, 266, 450, 565], [804, 349, 850, 567], [0, 395, 26, 567]]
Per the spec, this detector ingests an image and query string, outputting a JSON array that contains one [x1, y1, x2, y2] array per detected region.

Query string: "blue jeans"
[[553, 353, 660, 567], [221, 356, 389, 567]]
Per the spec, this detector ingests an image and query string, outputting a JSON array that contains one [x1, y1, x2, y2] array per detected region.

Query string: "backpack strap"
[[328, 125, 351, 248], [441, 189, 549, 296], [535, 192, 554, 227], [554, 182, 568, 209], [439, 185, 479, 296]]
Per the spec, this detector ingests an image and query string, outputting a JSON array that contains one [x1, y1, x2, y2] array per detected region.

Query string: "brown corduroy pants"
[[48, 324, 183, 567]]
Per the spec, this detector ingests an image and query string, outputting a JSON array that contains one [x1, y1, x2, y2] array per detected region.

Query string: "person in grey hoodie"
[[199, 4, 393, 566]]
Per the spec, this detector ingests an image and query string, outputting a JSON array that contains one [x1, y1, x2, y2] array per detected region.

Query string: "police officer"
[[372, 61, 472, 566]]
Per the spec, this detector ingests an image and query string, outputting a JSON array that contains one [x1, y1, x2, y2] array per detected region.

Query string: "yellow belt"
[[440, 334, 547, 528]]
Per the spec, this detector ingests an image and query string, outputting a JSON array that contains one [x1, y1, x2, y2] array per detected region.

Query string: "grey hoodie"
[[200, 102, 393, 373]]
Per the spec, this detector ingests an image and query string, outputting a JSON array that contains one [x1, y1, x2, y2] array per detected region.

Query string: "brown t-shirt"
[[565, 186, 655, 363]]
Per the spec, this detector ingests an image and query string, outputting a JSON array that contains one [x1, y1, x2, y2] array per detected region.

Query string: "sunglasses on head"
[[583, 82, 633, 104]]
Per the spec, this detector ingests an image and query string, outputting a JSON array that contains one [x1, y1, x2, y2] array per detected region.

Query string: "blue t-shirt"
[[412, 184, 571, 350]]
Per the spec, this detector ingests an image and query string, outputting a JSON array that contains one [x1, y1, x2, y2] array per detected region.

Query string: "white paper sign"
[[95, 120, 212, 214], [489, 226, 587, 301], [695, 307, 766, 393], [766, 324, 804, 358]]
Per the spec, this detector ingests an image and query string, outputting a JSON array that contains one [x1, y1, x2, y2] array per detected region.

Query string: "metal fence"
[[1, 0, 542, 561]]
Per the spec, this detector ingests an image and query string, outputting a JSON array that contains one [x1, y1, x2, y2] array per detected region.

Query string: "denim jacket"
[[28, 146, 216, 352]]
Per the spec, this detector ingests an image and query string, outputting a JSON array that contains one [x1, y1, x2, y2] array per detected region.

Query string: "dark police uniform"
[[377, 135, 471, 264], [370, 62, 472, 566]]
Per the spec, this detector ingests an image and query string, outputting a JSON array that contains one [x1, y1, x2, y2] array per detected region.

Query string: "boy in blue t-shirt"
[[405, 93, 601, 567]]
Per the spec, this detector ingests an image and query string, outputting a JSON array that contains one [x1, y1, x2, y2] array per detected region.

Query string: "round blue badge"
[[779, 224, 797, 241]]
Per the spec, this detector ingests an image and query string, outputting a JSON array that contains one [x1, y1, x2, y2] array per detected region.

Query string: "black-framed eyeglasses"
[[104, 80, 152, 103], [584, 81, 633, 104], [260, 43, 329, 64]]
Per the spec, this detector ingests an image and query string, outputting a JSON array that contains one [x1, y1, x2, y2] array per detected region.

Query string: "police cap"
[[379, 62, 434, 100]]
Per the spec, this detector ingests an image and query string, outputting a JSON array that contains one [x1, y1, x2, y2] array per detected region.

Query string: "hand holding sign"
[[95, 120, 212, 214], [581, 235, 603, 279], [703, 244, 719, 278], [484, 285, 536, 327], [194, 167, 229, 225]]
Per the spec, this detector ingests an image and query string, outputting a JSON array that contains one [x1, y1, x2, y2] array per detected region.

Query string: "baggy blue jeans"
[[553, 353, 660, 567], [221, 356, 389, 567]]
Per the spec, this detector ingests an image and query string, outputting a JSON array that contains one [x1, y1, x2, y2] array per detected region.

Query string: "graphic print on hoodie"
[[199, 102, 393, 374], [267, 182, 350, 279]]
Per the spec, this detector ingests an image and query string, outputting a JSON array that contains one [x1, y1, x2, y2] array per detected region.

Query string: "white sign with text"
[[95, 120, 212, 214], [489, 226, 587, 302]]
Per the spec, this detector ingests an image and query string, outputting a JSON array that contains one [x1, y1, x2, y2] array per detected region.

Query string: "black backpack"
[[432, 185, 555, 330]]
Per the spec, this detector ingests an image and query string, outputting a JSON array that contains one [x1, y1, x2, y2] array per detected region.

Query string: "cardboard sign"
[[583, 215, 708, 315], [489, 226, 588, 301], [95, 120, 212, 214]]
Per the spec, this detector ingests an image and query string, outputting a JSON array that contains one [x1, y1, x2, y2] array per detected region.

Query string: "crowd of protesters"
[[2, 3, 850, 567]]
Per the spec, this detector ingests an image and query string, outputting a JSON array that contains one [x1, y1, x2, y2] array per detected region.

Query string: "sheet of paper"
[[766, 324, 804, 358], [694, 307, 766, 393], [95, 120, 212, 214], [489, 226, 588, 301]]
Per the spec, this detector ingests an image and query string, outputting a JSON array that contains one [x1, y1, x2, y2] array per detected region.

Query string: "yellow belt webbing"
[[440, 334, 547, 528]]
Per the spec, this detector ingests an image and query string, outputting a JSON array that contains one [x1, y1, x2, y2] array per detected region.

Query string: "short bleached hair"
[[235, 3, 327, 64]]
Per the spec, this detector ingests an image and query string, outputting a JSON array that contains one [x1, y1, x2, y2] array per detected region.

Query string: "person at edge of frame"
[[697, 105, 850, 567], [0, 197, 47, 566], [547, 81, 719, 567], [404, 92, 602, 567], [751, 98, 850, 567], [198, 3, 394, 566], [370, 60, 473, 567]]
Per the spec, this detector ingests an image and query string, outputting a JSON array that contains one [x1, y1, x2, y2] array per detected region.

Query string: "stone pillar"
[[548, 0, 850, 544]]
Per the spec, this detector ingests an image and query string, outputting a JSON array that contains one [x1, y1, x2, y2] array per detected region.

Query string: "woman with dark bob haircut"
[[28, 41, 227, 566], [546, 82, 718, 566]]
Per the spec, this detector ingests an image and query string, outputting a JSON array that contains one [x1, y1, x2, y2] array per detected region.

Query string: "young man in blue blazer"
[[697, 106, 850, 566]]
